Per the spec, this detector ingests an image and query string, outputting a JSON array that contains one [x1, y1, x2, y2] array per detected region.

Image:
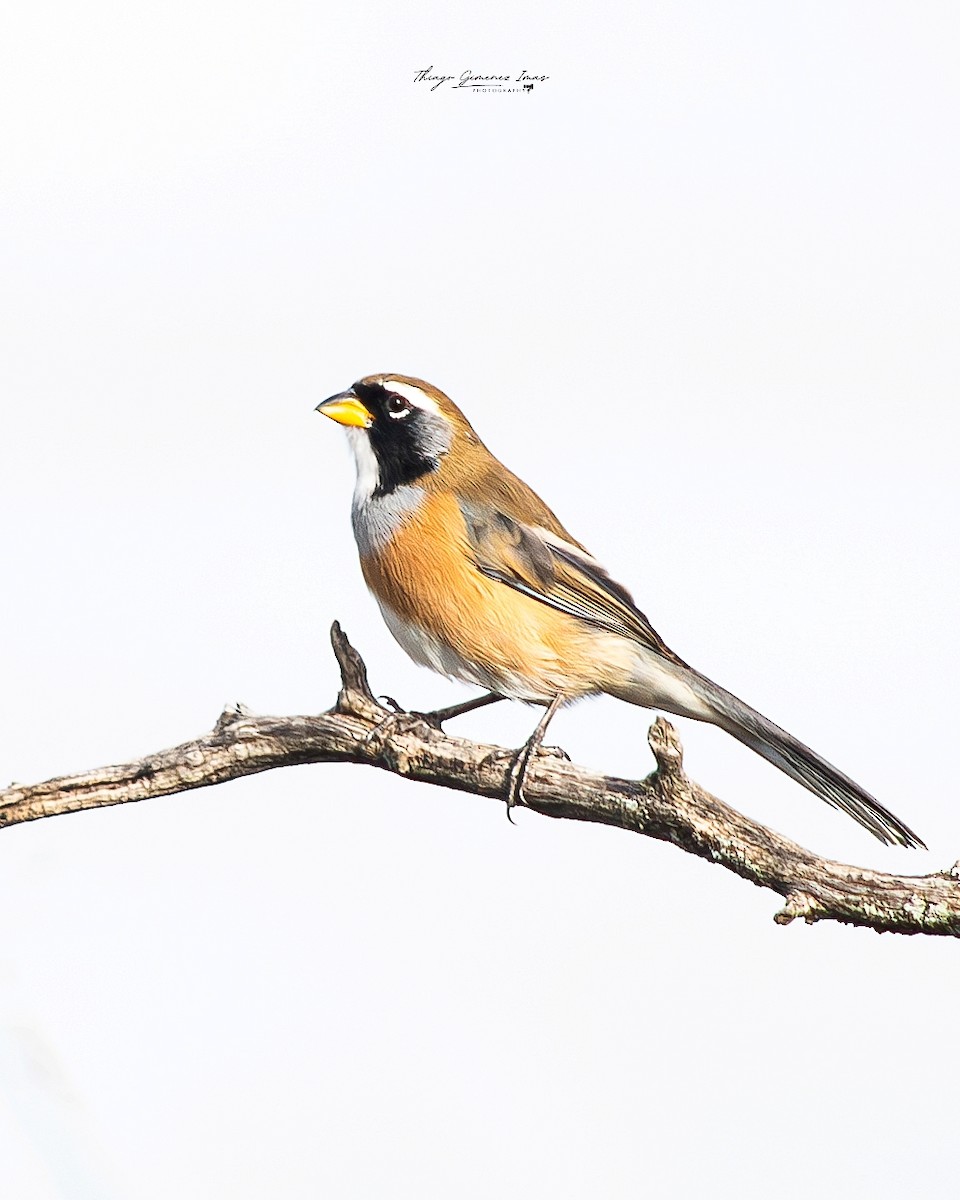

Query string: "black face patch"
[[352, 380, 448, 496]]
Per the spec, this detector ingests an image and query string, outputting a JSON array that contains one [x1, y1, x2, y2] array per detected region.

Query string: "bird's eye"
[[386, 394, 410, 419]]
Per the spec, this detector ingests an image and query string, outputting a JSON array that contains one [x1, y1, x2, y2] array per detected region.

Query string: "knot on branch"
[[330, 622, 386, 723], [774, 891, 822, 926], [648, 716, 684, 780], [214, 701, 256, 736]]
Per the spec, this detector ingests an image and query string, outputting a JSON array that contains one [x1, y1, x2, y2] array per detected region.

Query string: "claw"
[[409, 709, 445, 731], [541, 745, 570, 762], [363, 711, 401, 748], [364, 709, 437, 751], [503, 692, 565, 821]]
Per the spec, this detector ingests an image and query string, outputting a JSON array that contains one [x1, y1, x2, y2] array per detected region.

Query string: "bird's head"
[[317, 374, 479, 499]]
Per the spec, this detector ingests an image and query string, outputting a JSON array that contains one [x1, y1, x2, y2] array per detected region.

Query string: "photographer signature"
[[413, 67, 549, 93]]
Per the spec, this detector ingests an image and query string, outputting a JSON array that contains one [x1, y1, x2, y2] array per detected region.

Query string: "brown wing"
[[457, 498, 687, 666]]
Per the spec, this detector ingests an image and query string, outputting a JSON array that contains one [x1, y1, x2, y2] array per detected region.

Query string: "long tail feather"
[[685, 671, 925, 848]]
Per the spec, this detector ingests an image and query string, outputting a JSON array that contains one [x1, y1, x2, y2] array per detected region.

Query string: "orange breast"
[[359, 491, 632, 701]]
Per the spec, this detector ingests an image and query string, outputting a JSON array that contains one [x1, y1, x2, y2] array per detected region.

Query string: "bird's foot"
[[407, 706, 456, 732], [503, 692, 567, 822], [374, 691, 504, 735], [504, 748, 535, 821], [504, 745, 568, 821], [364, 707, 436, 750], [540, 745, 570, 762]]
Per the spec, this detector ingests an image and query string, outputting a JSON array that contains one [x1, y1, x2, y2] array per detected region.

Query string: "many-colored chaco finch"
[[317, 373, 924, 849]]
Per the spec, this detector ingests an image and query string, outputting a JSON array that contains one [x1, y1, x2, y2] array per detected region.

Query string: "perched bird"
[[317, 373, 924, 848]]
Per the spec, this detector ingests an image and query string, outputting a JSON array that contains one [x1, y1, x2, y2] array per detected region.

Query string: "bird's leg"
[[416, 691, 505, 729], [366, 692, 505, 748], [505, 692, 565, 821]]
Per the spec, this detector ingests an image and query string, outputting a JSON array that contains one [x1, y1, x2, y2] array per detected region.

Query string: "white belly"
[[377, 599, 546, 701]]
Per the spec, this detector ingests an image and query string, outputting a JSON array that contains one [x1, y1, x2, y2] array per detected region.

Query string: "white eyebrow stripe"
[[381, 378, 440, 414]]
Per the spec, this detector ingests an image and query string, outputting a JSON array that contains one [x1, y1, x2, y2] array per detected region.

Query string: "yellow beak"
[[316, 391, 373, 429]]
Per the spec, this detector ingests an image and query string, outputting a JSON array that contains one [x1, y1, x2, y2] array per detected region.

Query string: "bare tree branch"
[[2, 622, 957, 936]]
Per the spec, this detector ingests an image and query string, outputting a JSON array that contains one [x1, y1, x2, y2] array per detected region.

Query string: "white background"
[[2, 3, 958, 1196]]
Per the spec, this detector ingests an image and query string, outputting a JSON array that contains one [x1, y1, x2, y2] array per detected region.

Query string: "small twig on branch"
[[1, 622, 957, 937]]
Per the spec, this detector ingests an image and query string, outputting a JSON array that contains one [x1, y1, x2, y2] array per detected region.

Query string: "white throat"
[[346, 427, 380, 504], [345, 426, 426, 555]]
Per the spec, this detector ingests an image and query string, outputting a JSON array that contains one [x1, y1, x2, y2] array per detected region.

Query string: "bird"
[[316, 373, 925, 849]]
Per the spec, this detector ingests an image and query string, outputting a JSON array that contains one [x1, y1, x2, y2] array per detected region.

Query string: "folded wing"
[[458, 499, 688, 667]]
